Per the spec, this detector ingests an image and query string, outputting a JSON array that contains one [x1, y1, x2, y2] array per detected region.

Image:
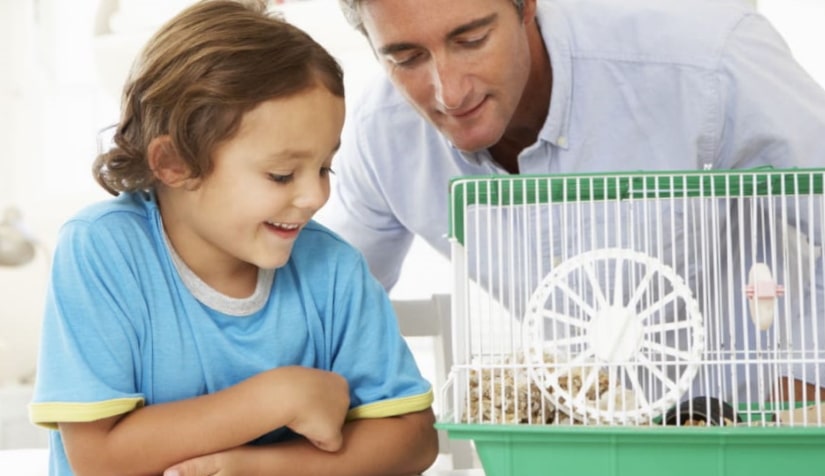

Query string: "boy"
[[30, 1, 438, 474]]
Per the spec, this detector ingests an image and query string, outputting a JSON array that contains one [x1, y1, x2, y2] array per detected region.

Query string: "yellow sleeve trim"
[[29, 397, 145, 430], [346, 389, 433, 421]]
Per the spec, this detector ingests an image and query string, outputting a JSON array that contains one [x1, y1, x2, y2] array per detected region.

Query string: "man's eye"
[[459, 33, 489, 48], [390, 52, 423, 68], [268, 173, 294, 184], [320, 167, 335, 177]]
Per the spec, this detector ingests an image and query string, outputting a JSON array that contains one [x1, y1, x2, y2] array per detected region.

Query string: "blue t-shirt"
[[30, 191, 432, 475]]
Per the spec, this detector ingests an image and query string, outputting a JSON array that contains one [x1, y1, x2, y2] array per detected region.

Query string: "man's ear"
[[148, 135, 194, 188]]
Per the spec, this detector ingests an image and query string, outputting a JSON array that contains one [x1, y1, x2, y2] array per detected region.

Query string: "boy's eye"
[[268, 173, 294, 184], [321, 166, 335, 177]]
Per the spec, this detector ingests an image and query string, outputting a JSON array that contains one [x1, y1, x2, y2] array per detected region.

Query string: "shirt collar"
[[536, 1, 573, 150]]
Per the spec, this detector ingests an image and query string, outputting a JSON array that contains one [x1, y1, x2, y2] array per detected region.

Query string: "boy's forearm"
[[61, 368, 298, 475], [240, 408, 439, 476]]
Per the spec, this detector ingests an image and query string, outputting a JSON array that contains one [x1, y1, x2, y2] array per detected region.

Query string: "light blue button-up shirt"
[[323, 0, 825, 291]]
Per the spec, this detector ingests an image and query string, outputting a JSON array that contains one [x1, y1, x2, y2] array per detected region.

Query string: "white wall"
[[759, 0, 825, 86], [0, 0, 42, 208], [1, 0, 824, 384], [0, 0, 46, 386], [0, 0, 109, 386]]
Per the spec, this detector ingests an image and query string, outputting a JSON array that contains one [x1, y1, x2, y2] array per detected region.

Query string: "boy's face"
[[361, 0, 535, 153], [173, 85, 345, 272]]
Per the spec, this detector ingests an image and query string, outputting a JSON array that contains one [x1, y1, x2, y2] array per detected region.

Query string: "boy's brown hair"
[[94, 0, 344, 195]]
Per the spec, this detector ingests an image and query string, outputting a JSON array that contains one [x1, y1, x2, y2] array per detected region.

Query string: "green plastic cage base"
[[436, 420, 825, 476]]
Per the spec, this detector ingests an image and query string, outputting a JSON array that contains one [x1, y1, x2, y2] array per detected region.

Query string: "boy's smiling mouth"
[[265, 221, 300, 230], [264, 221, 303, 237]]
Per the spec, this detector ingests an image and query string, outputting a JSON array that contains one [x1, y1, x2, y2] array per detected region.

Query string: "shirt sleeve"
[[715, 12, 825, 170], [30, 219, 145, 428], [318, 108, 415, 291], [326, 249, 433, 419]]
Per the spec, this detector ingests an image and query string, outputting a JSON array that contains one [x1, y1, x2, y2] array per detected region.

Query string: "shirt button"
[[557, 136, 568, 147]]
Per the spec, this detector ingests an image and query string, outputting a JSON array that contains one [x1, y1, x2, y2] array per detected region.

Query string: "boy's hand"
[[163, 452, 222, 476], [163, 446, 253, 476], [280, 367, 350, 452], [164, 367, 350, 476]]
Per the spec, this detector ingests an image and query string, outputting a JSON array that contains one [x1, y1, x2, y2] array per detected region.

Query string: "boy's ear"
[[148, 135, 195, 188]]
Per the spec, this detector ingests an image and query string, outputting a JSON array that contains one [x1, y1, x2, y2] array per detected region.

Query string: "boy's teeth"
[[268, 221, 299, 230]]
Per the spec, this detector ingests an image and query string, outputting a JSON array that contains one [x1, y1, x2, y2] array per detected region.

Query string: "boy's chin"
[[254, 253, 291, 270]]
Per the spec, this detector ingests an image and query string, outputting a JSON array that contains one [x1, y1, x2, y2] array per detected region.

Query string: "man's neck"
[[489, 19, 552, 174], [489, 134, 535, 174]]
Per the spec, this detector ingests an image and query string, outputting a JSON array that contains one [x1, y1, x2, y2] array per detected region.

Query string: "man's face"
[[361, 0, 535, 153]]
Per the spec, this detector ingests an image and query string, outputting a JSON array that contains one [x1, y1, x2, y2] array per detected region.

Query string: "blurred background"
[[0, 0, 823, 449]]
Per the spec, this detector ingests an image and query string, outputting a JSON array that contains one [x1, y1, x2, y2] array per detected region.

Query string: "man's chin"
[[443, 132, 499, 154]]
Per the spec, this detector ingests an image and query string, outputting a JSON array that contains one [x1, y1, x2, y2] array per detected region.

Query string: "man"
[[321, 0, 825, 409], [324, 0, 825, 291]]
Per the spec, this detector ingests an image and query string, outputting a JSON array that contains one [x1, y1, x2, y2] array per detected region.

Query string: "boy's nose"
[[294, 178, 329, 211]]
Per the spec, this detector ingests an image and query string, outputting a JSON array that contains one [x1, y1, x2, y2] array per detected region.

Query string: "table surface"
[[424, 470, 485, 476], [0, 448, 49, 476], [0, 448, 485, 476]]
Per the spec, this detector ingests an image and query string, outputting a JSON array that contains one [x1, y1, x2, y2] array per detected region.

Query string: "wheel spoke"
[[622, 365, 651, 407], [612, 256, 625, 306], [643, 320, 693, 334], [573, 365, 603, 406], [547, 333, 590, 348], [640, 339, 695, 362], [565, 348, 597, 367], [541, 308, 590, 330], [546, 349, 597, 384], [547, 352, 598, 401], [635, 353, 679, 393], [636, 290, 682, 322], [584, 261, 609, 309], [603, 365, 619, 414], [551, 279, 599, 317], [624, 261, 657, 309]]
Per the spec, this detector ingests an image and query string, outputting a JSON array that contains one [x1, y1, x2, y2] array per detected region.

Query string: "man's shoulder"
[[548, 0, 754, 66], [550, 0, 752, 29], [347, 73, 422, 127]]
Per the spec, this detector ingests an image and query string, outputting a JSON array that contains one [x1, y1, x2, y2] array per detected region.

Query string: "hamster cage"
[[436, 168, 825, 476]]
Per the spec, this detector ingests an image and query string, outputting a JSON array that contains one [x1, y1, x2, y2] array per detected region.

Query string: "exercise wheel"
[[522, 248, 704, 424]]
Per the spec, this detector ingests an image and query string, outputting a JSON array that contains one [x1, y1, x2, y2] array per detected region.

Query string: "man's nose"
[[432, 55, 469, 111]]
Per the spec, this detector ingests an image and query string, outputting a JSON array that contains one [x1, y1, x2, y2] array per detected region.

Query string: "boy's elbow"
[[67, 452, 144, 476], [67, 457, 129, 476], [407, 408, 440, 474]]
